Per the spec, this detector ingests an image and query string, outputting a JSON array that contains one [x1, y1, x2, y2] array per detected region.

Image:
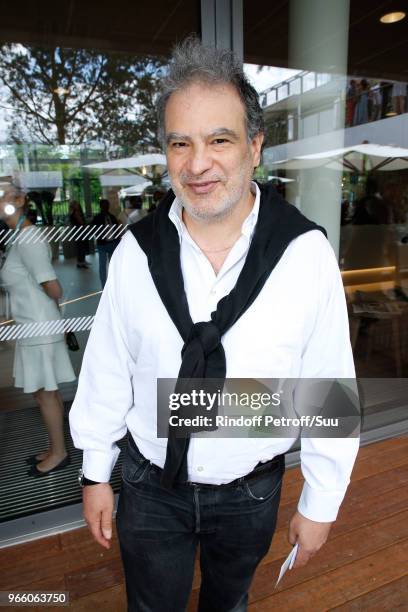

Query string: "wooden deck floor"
[[1, 437, 407, 611]]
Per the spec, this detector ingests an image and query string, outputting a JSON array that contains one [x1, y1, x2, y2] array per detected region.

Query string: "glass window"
[[244, 0, 408, 435], [0, 0, 200, 526]]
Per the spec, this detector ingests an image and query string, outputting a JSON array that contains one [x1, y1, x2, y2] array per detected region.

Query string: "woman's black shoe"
[[27, 455, 71, 477]]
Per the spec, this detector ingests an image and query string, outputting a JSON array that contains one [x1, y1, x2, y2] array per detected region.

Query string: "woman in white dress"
[[0, 181, 76, 476]]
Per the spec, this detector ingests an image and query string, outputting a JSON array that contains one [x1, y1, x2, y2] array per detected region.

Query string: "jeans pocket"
[[121, 449, 150, 485], [242, 464, 284, 502]]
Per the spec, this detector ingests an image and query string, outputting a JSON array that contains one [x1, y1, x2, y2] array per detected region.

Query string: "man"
[[91, 198, 121, 287], [69, 38, 360, 612]]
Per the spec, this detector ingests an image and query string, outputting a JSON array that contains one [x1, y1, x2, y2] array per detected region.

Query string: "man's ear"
[[252, 132, 264, 168]]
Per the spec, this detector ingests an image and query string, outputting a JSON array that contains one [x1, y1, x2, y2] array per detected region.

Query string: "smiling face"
[[164, 81, 263, 222]]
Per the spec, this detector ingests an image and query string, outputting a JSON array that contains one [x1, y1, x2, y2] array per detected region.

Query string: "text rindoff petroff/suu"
[[168, 414, 339, 428]]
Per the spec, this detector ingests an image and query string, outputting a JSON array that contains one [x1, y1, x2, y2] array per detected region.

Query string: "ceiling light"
[[380, 11, 406, 24]]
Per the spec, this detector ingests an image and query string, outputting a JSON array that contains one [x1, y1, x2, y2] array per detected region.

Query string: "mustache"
[[180, 173, 226, 185]]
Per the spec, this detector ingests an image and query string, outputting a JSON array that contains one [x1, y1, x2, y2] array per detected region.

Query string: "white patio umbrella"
[[271, 143, 408, 174], [84, 153, 167, 183], [119, 181, 152, 197], [267, 175, 295, 183]]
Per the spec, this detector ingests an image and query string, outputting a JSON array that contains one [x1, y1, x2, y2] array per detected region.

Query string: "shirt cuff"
[[82, 448, 120, 482], [35, 274, 57, 284], [298, 481, 348, 522]]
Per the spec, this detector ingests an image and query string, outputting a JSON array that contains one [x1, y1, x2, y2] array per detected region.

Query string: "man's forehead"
[[165, 81, 246, 135], [168, 80, 244, 110]]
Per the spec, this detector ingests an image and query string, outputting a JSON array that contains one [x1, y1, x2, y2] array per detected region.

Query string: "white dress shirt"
[[69, 183, 360, 522]]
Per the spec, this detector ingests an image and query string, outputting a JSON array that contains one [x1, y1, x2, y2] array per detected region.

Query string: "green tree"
[[0, 44, 166, 150]]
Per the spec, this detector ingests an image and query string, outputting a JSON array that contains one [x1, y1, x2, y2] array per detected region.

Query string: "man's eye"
[[171, 142, 186, 148], [212, 138, 229, 145]]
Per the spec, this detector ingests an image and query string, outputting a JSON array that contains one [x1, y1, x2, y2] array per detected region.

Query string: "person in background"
[[353, 79, 370, 125], [346, 79, 357, 127], [0, 180, 75, 476], [369, 82, 382, 122], [91, 199, 121, 288], [127, 195, 147, 224], [391, 80, 407, 115], [69, 200, 90, 269], [26, 204, 38, 224], [352, 177, 391, 225], [145, 188, 166, 214], [380, 81, 393, 118], [118, 195, 147, 225]]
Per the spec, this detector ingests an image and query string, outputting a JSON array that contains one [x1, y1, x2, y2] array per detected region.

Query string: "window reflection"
[[0, 38, 172, 522], [244, 0, 408, 429]]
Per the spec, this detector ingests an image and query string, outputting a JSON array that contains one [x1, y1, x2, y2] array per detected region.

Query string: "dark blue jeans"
[[116, 435, 285, 612], [97, 239, 120, 287]]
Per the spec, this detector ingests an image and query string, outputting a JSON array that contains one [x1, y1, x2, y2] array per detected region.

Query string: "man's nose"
[[185, 145, 213, 176]]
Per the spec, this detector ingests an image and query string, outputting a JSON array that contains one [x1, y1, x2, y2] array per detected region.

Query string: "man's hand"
[[83, 483, 115, 549], [288, 510, 333, 568]]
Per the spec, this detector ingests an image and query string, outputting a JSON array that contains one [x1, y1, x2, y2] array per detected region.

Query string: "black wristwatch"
[[78, 467, 102, 487]]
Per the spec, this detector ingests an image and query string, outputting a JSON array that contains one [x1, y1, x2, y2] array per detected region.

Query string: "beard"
[[171, 155, 254, 223]]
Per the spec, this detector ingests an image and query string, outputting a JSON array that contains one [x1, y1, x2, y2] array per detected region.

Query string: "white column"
[[289, 0, 350, 259]]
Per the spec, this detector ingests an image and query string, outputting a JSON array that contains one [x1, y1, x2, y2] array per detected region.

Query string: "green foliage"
[[0, 44, 167, 150]]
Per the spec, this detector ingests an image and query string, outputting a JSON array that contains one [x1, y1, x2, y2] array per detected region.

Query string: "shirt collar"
[[169, 181, 260, 241]]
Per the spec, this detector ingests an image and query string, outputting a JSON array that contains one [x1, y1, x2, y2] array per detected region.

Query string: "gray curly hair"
[[156, 36, 264, 149]]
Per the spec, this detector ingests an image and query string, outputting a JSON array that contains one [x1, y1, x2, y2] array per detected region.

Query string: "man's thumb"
[[288, 521, 297, 546], [101, 512, 112, 540]]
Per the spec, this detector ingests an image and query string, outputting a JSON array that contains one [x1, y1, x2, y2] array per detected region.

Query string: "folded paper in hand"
[[275, 544, 298, 588]]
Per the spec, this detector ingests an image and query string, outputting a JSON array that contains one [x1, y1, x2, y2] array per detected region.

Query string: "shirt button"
[[210, 288, 216, 296], [197, 466, 204, 472]]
